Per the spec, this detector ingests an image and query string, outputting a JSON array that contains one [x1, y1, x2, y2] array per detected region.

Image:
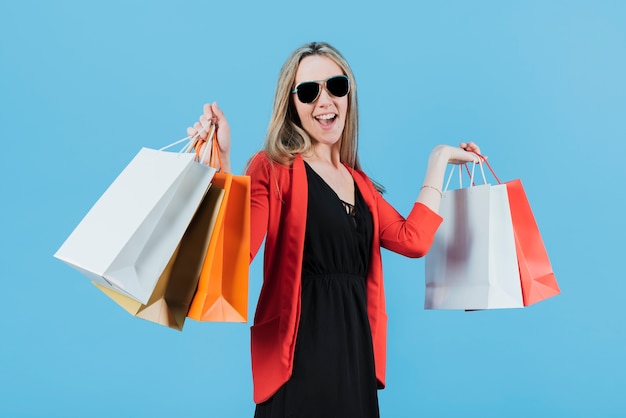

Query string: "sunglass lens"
[[327, 76, 349, 97], [296, 82, 320, 104]]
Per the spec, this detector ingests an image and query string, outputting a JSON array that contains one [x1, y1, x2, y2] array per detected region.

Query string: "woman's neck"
[[305, 142, 342, 168]]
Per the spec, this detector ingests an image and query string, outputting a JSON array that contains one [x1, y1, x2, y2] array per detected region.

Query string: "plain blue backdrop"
[[1, 1, 624, 417]]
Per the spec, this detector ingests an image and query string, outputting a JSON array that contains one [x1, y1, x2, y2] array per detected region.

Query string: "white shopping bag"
[[55, 141, 216, 305], [424, 163, 523, 310]]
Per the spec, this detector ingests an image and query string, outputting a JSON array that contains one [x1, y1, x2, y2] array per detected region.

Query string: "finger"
[[211, 102, 225, 123], [199, 115, 213, 136], [467, 142, 480, 153], [461, 142, 482, 157], [459, 142, 473, 151], [200, 114, 211, 126], [203, 103, 217, 125], [471, 145, 483, 157], [203, 102, 213, 117], [193, 121, 207, 140], [187, 126, 204, 150]]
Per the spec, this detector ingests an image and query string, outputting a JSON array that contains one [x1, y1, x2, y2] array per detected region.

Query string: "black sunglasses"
[[291, 75, 350, 104]]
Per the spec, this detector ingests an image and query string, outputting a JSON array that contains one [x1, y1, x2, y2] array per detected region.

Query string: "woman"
[[188, 42, 480, 417]]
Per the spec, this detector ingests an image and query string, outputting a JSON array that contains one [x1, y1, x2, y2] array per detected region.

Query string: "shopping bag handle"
[[472, 152, 502, 184], [158, 123, 211, 152], [443, 158, 487, 192], [158, 122, 216, 166], [209, 134, 224, 172], [190, 123, 224, 172]]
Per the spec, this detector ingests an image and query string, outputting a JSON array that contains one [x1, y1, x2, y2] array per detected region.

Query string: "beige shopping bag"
[[94, 185, 225, 330]]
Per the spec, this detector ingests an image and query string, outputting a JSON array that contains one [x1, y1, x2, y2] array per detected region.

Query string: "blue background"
[[1, 1, 624, 417]]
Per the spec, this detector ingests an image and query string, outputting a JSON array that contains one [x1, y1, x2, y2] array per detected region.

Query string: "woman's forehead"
[[295, 55, 343, 83]]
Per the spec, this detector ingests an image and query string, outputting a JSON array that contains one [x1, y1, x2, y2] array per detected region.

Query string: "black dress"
[[254, 162, 379, 418]]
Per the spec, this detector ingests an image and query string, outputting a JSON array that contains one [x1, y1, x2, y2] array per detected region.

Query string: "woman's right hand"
[[187, 102, 232, 172]]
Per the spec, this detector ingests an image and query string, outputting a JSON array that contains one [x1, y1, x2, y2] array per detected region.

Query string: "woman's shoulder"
[[349, 166, 386, 196], [247, 151, 269, 170], [246, 151, 299, 184], [246, 151, 272, 172], [247, 151, 295, 172], [348, 165, 375, 187]]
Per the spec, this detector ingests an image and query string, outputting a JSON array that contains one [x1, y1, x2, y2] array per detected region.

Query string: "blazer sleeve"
[[373, 183, 443, 258], [246, 152, 271, 262]]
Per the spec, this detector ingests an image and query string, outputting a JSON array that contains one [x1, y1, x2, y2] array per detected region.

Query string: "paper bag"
[[187, 173, 251, 322], [425, 182, 523, 310], [54, 147, 216, 304], [505, 179, 560, 306], [93, 185, 225, 330]]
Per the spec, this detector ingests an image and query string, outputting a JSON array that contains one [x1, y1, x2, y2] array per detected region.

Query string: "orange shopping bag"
[[188, 137, 251, 322], [480, 156, 560, 306]]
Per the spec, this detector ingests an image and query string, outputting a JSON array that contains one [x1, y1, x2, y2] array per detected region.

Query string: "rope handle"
[[192, 123, 222, 172], [188, 123, 222, 169], [158, 122, 215, 166], [472, 152, 501, 184], [443, 156, 488, 192], [190, 121, 223, 171], [209, 132, 224, 172]]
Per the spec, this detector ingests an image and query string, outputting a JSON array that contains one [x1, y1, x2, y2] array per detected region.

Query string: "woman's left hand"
[[419, 141, 483, 211], [452, 141, 483, 164], [459, 141, 481, 156], [430, 142, 483, 165]]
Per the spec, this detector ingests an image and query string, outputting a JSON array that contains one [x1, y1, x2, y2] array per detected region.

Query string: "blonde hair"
[[263, 42, 361, 169]]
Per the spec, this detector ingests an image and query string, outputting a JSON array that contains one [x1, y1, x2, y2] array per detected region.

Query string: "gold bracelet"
[[421, 185, 443, 198]]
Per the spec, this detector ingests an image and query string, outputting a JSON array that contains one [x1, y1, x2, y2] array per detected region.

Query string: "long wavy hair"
[[263, 42, 361, 169]]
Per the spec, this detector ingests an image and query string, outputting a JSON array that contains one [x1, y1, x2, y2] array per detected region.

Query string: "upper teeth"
[[316, 114, 335, 120]]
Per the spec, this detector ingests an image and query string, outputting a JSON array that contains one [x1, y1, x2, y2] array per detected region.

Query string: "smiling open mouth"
[[315, 113, 337, 126]]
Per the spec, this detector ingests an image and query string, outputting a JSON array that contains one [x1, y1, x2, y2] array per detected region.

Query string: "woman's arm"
[[187, 104, 268, 260], [377, 195, 443, 258], [375, 142, 481, 258]]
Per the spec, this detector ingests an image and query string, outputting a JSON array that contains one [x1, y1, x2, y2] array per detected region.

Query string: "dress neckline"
[[303, 160, 356, 208]]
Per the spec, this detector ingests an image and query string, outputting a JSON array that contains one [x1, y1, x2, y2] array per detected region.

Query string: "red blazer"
[[247, 152, 443, 404]]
